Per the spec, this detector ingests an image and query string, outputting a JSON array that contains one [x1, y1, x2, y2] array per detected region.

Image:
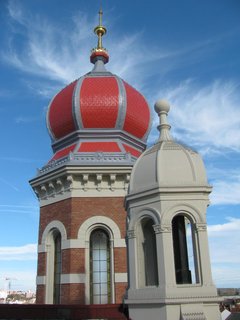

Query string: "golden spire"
[[94, 8, 107, 50], [90, 8, 109, 64]]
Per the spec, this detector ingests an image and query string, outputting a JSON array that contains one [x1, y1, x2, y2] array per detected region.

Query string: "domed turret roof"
[[129, 100, 209, 194], [44, 10, 151, 169], [47, 64, 151, 143]]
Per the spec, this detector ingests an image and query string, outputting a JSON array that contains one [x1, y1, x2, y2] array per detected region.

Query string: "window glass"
[[90, 229, 111, 304]]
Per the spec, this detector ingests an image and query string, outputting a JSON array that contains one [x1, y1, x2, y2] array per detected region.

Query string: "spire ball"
[[154, 99, 170, 114]]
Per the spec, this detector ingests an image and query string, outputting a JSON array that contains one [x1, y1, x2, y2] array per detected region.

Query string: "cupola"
[[125, 99, 220, 320]]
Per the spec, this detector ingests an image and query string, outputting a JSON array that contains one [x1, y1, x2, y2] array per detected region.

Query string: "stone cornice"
[[37, 152, 135, 175], [125, 185, 212, 207], [30, 166, 132, 205]]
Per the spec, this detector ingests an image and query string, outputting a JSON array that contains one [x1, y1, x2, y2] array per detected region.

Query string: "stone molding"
[[181, 311, 206, 320], [194, 223, 207, 232], [114, 273, 128, 283], [38, 152, 134, 175], [31, 167, 132, 204], [37, 272, 127, 285], [126, 229, 136, 239], [153, 223, 172, 234]]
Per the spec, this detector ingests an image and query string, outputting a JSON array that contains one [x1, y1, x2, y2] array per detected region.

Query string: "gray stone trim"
[[115, 77, 127, 130], [36, 276, 45, 285], [90, 59, 108, 73], [51, 129, 146, 153], [127, 229, 136, 239], [73, 76, 85, 130], [117, 141, 126, 152], [153, 224, 172, 234], [194, 223, 207, 232], [86, 71, 113, 77], [115, 273, 128, 283], [37, 152, 134, 175], [181, 311, 206, 320], [61, 273, 85, 284]]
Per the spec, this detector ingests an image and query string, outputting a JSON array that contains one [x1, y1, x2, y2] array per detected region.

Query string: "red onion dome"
[[47, 67, 151, 141], [45, 10, 152, 166]]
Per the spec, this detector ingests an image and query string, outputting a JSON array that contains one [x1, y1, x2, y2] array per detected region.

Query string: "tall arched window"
[[137, 218, 158, 287], [172, 215, 198, 285], [46, 229, 62, 304], [90, 229, 111, 304], [53, 231, 62, 303]]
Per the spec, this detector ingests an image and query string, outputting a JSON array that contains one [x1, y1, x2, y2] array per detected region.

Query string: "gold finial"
[[94, 8, 107, 50], [90, 8, 109, 64]]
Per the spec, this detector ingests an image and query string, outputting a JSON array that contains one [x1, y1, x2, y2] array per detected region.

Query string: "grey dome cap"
[[129, 99, 210, 194]]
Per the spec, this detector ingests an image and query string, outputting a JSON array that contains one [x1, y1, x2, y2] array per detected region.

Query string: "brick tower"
[[30, 10, 151, 305]]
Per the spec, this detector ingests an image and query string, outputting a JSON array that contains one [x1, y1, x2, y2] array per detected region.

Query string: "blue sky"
[[0, 0, 239, 292]]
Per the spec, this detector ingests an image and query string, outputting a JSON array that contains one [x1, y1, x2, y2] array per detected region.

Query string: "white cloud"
[[205, 168, 240, 205], [208, 217, 240, 234], [0, 244, 37, 261], [212, 266, 240, 288], [208, 218, 240, 265], [210, 179, 240, 205], [4, 1, 94, 84], [207, 217, 240, 287], [3, 1, 214, 96], [151, 80, 240, 152]]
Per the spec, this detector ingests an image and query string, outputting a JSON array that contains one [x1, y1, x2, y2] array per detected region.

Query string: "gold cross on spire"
[[94, 8, 107, 50]]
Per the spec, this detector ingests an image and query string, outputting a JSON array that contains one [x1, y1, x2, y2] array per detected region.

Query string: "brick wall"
[[39, 197, 126, 240], [61, 283, 85, 304], [37, 196, 128, 304]]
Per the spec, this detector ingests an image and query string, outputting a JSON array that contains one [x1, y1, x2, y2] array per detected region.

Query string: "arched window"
[[45, 229, 62, 304], [137, 218, 158, 287], [172, 215, 198, 285], [90, 229, 111, 304], [53, 231, 62, 303]]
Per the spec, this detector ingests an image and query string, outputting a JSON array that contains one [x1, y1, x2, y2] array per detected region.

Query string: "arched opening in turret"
[[172, 214, 199, 285], [45, 228, 62, 304], [90, 229, 111, 304], [137, 217, 158, 287]]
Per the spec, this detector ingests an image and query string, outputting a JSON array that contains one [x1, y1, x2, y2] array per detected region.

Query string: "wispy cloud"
[[206, 168, 240, 205], [0, 204, 38, 215], [14, 116, 38, 124], [210, 179, 240, 205], [151, 80, 240, 153], [208, 217, 240, 234], [3, 1, 94, 85], [3, 1, 221, 97], [207, 217, 240, 286], [0, 178, 19, 192], [0, 244, 37, 261]]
